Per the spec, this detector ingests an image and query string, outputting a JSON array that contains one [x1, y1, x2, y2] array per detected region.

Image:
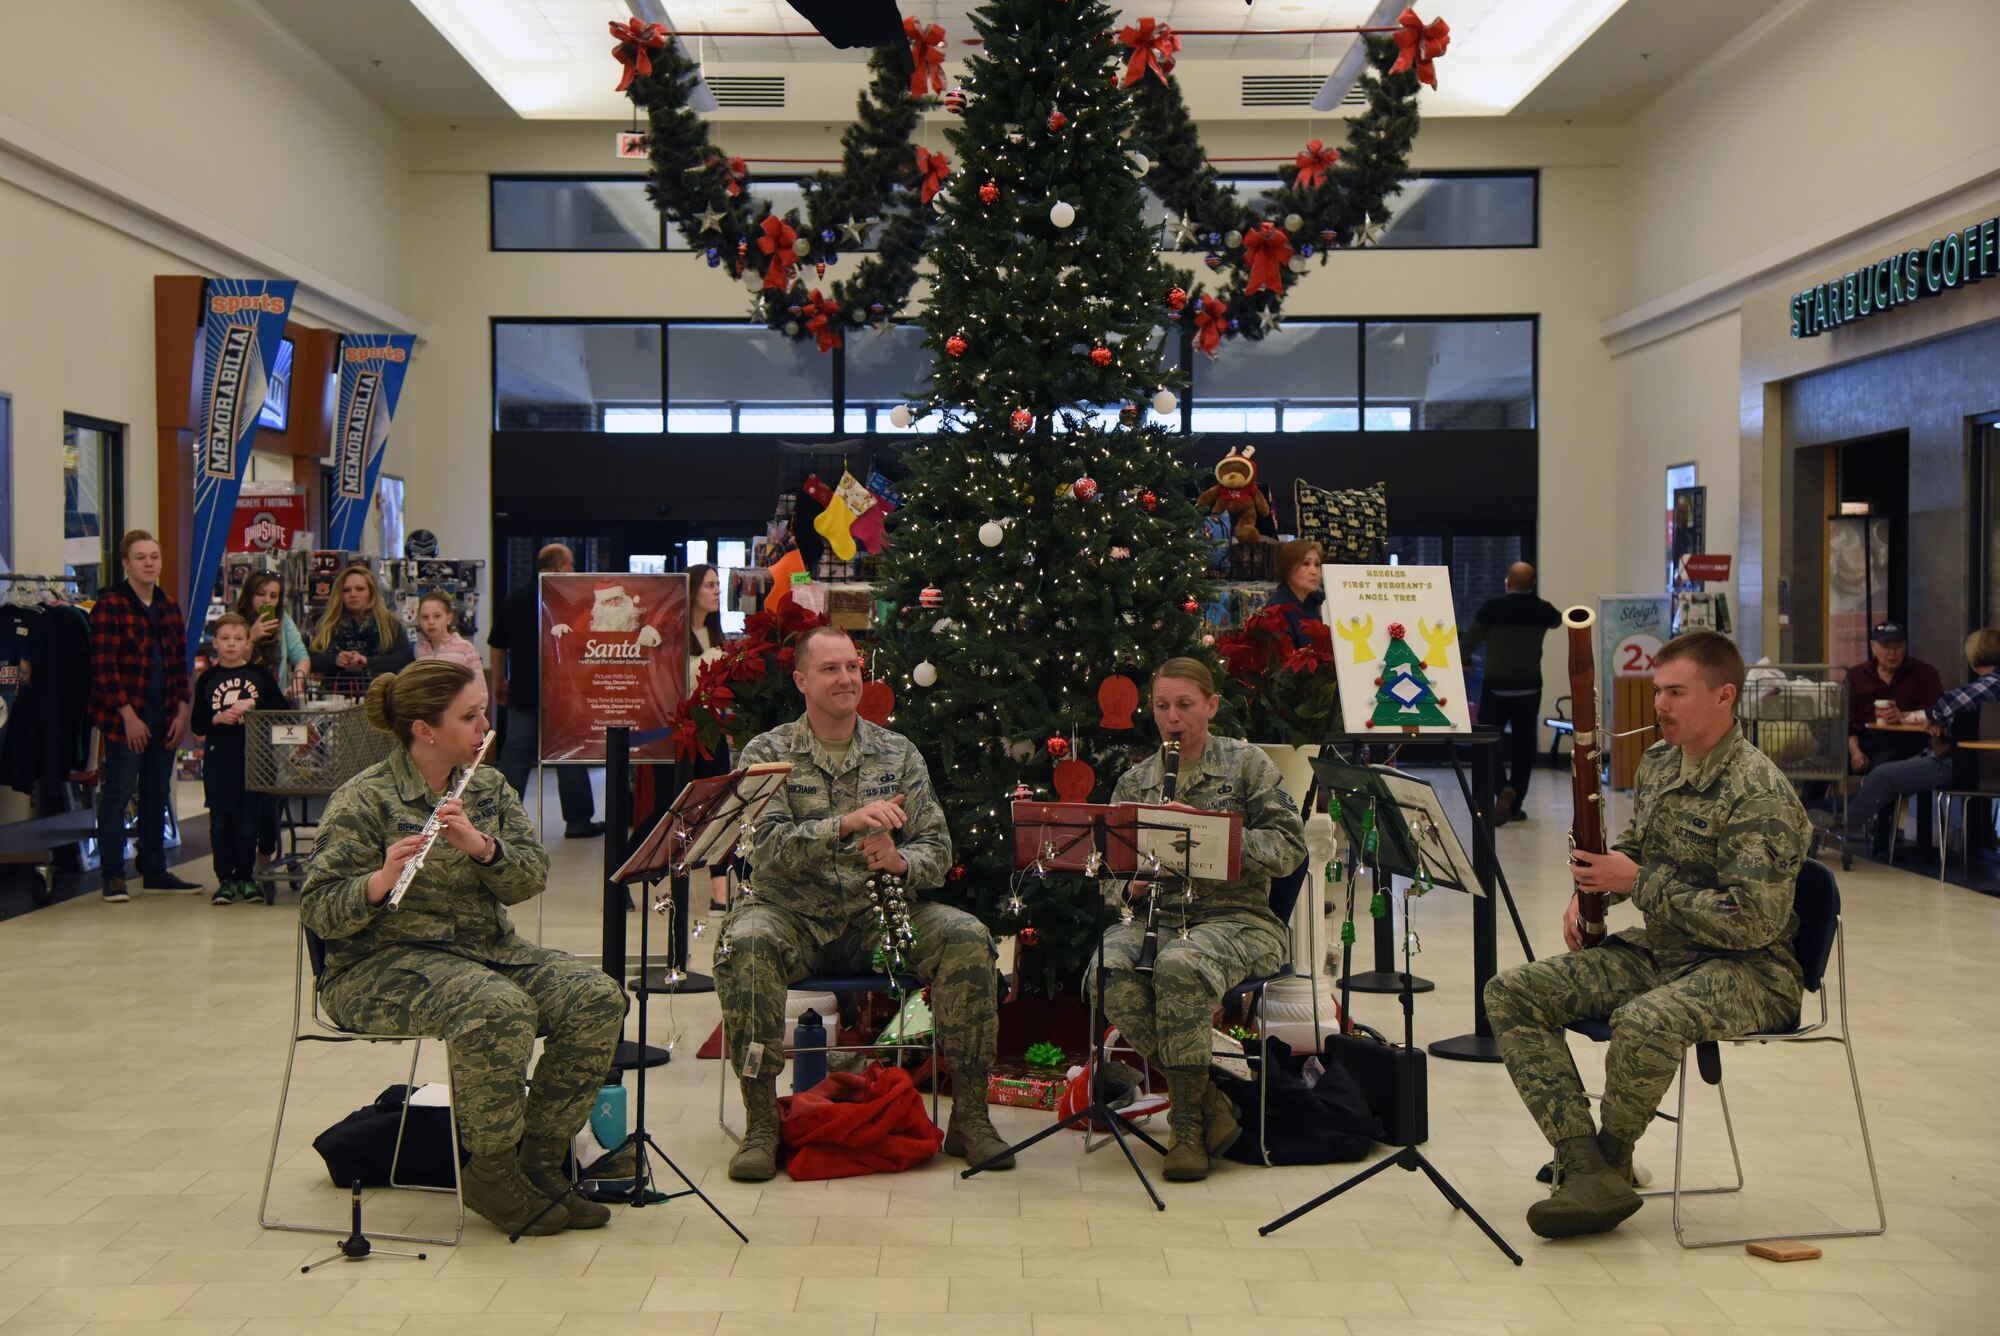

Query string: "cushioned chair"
[[716, 974, 941, 1141], [1565, 858, 1884, 1248], [258, 925, 465, 1247]]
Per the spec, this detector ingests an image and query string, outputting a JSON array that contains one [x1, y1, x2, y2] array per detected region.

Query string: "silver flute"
[[387, 731, 497, 910]]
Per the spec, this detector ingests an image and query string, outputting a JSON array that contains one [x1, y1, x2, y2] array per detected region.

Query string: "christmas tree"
[[1369, 622, 1453, 728], [874, 0, 1216, 992]]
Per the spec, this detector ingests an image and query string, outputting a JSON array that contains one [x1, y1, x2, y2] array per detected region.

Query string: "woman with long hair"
[[1088, 657, 1306, 1182], [234, 571, 311, 695], [308, 563, 413, 693], [300, 660, 627, 1236]]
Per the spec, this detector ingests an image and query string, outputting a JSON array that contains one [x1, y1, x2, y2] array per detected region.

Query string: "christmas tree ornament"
[[1340, 918, 1357, 946], [1019, 926, 1041, 947], [1052, 757, 1096, 802], [1128, 150, 1151, 176], [1165, 285, 1187, 311], [704, 247, 721, 267], [1370, 890, 1388, 919], [932, 190, 952, 214], [919, 585, 944, 608], [791, 236, 813, 258], [1097, 674, 1140, 729], [1109, 546, 1131, 559], [1049, 200, 1077, 228], [1288, 256, 1308, 274], [979, 180, 1000, 204], [1010, 408, 1033, 433], [1072, 476, 1099, 501], [1152, 389, 1178, 415], [783, 321, 800, 337], [1292, 139, 1338, 190], [1283, 212, 1304, 233], [1088, 346, 1112, 367], [1046, 110, 1067, 132], [1299, 243, 1315, 258], [948, 863, 968, 882], [1010, 781, 1033, 800], [912, 660, 938, 687], [944, 87, 967, 114], [819, 227, 837, 245], [1222, 228, 1243, 250], [1321, 228, 1339, 246], [858, 679, 896, 725], [978, 521, 1005, 547], [815, 261, 827, 279], [1389, 8, 1453, 89], [945, 334, 968, 358], [1046, 735, 1070, 759], [1204, 253, 1224, 271], [1140, 489, 1158, 511], [889, 403, 914, 428], [1181, 595, 1199, 614]]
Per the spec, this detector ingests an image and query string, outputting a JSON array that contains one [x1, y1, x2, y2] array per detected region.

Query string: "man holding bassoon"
[[1483, 627, 1811, 1239]]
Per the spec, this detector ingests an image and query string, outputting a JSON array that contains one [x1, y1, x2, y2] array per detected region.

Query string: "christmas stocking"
[[805, 472, 858, 561], [839, 471, 896, 555]]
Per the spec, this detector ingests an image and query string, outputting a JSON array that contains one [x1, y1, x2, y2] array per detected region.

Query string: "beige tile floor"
[[0, 772, 1994, 1335]]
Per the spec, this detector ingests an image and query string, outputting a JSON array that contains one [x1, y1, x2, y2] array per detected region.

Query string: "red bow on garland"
[[757, 214, 799, 290], [805, 289, 842, 354], [609, 18, 669, 92], [704, 154, 748, 198], [906, 17, 946, 97], [1194, 295, 1229, 358], [916, 146, 952, 205], [1389, 9, 1451, 89], [1117, 18, 1180, 87], [1293, 138, 1339, 190], [1242, 222, 1293, 296]]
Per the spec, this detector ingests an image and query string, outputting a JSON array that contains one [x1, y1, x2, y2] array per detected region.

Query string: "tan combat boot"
[[728, 1075, 781, 1182], [1162, 1068, 1211, 1181], [1203, 1082, 1242, 1158], [1526, 1134, 1642, 1239], [461, 1151, 570, 1236], [520, 1136, 611, 1229], [942, 1066, 1014, 1169]]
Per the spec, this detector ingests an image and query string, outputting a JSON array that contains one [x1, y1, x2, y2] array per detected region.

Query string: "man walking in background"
[[491, 543, 604, 839], [1463, 562, 1562, 825]]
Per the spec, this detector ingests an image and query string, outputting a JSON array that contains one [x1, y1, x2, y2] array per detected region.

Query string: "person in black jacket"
[[308, 563, 413, 696], [192, 614, 289, 904], [1462, 563, 1562, 824], [1263, 539, 1325, 650]]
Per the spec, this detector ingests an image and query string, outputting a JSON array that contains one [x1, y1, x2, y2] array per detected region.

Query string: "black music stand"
[[960, 802, 1192, 1211], [1261, 768, 1521, 1265]]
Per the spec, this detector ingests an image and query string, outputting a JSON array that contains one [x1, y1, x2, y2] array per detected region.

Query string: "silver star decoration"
[[1170, 214, 1200, 248], [1353, 213, 1385, 247], [839, 219, 870, 247], [1257, 306, 1284, 335], [693, 207, 725, 235], [746, 292, 770, 323]]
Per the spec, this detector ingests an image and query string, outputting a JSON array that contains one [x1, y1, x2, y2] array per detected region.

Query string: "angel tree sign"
[[537, 572, 688, 763]]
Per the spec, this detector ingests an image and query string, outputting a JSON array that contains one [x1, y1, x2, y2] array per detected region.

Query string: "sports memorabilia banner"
[[187, 278, 295, 667], [538, 572, 689, 763], [325, 334, 415, 551]]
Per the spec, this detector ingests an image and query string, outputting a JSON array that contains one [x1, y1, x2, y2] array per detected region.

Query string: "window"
[[1189, 322, 1358, 432], [844, 324, 934, 432], [492, 177, 662, 251], [1144, 172, 1537, 250], [494, 323, 662, 431], [667, 324, 834, 433], [1364, 320, 1534, 430], [62, 414, 123, 596]]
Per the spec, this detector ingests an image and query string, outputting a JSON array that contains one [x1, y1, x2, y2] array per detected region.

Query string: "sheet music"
[[1126, 804, 1243, 881], [681, 764, 792, 869]]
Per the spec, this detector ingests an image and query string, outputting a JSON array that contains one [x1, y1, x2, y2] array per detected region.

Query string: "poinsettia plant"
[[1216, 607, 1344, 743], [672, 601, 826, 759]]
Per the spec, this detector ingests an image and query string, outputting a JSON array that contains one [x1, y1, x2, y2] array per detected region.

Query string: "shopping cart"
[[246, 699, 393, 903], [1740, 663, 1854, 868]]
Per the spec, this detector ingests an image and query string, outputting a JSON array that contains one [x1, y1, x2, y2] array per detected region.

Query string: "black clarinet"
[[1134, 735, 1182, 975]]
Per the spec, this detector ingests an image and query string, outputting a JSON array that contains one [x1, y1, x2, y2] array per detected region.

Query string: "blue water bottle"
[[792, 1008, 828, 1093]]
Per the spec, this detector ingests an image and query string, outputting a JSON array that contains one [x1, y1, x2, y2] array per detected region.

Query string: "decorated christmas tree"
[[1368, 622, 1453, 728], [873, 0, 1216, 992]]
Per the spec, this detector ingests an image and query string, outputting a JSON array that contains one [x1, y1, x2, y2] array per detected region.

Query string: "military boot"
[[1526, 1134, 1643, 1239], [461, 1151, 570, 1236], [942, 1068, 1014, 1169], [727, 1076, 781, 1182], [1162, 1068, 1211, 1181], [521, 1136, 610, 1229]]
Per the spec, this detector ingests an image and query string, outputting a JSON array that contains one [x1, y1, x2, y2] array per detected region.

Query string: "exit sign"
[[615, 132, 648, 159]]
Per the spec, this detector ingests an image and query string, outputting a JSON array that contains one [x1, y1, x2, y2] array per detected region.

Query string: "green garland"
[[624, 41, 935, 344]]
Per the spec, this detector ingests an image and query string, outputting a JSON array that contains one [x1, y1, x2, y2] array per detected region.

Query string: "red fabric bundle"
[[778, 1064, 943, 1180]]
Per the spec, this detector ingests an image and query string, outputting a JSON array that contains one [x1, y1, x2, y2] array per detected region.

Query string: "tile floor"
[[0, 772, 1993, 1335]]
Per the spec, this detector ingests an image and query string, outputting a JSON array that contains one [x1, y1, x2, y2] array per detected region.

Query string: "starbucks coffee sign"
[[1789, 216, 2000, 339]]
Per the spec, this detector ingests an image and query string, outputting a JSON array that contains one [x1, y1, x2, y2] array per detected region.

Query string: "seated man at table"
[[713, 627, 1012, 1181], [1838, 628, 2000, 853]]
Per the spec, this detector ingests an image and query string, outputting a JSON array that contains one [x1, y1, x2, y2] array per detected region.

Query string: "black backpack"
[[1213, 1038, 1378, 1165], [312, 1084, 465, 1189]]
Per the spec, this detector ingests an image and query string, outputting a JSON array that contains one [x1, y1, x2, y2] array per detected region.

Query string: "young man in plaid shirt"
[[89, 530, 200, 901]]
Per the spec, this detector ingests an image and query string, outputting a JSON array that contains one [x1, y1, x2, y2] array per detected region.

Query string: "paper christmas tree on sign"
[[1370, 623, 1453, 728]]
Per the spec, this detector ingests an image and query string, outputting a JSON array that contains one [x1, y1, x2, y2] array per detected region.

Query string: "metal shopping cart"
[[246, 699, 393, 903], [1740, 663, 1854, 868]]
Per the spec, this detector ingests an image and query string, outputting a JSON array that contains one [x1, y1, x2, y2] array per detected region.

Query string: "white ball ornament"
[[1284, 212, 1304, 233], [1288, 256, 1309, 273], [978, 521, 1005, 547], [912, 661, 938, 688], [1049, 200, 1077, 229], [1223, 228, 1243, 249], [933, 190, 951, 214], [1152, 389, 1178, 416], [888, 404, 914, 429], [792, 236, 812, 257], [783, 321, 801, 337], [1128, 151, 1151, 176]]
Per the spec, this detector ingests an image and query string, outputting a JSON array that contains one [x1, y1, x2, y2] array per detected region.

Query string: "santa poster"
[[1323, 565, 1472, 735], [538, 572, 689, 763]]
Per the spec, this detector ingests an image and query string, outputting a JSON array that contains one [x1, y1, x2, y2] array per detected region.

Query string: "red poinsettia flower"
[[731, 651, 769, 684], [1301, 618, 1333, 655], [776, 646, 796, 676]]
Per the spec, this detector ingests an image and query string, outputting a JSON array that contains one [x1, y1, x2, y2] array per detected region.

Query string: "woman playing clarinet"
[[300, 660, 626, 1237], [1088, 657, 1307, 1181]]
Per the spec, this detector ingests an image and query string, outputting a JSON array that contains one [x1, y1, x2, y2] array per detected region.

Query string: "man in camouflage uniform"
[[715, 627, 1011, 1181], [1090, 663, 1306, 1181], [302, 738, 627, 1235], [1484, 630, 1810, 1239]]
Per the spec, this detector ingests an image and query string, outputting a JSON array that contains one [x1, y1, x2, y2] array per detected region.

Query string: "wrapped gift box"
[[986, 1062, 1065, 1111]]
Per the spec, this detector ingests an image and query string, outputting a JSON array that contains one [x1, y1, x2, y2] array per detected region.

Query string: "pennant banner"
[[187, 278, 296, 669], [326, 334, 416, 551]]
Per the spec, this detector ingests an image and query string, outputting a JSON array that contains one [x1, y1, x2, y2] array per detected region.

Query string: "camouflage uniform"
[[1088, 737, 1306, 1069], [716, 717, 995, 1077], [1484, 724, 1810, 1151], [301, 747, 626, 1158]]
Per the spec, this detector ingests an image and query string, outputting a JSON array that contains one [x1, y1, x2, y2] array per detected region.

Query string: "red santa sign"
[[537, 572, 689, 763]]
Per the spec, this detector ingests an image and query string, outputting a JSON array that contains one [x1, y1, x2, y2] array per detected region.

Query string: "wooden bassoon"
[[1564, 606, 1609, 948]]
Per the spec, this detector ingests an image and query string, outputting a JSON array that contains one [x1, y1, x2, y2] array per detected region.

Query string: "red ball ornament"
[[944, 88, 967, 114], [1047, 110, 1067, 132], [1019, 926, 1041, 947], [1089, 345, 1112, 367], [1119, 402, 1140, 421], [919, 585, 944, 608], [1010, 781, 1033, 800], [979, 181, 1000, 204], [1072, 476, 1099, 502], [1181, 596, 1200, 614], [1047, 735, 1070, 759], [949, 862, 968, 882], [1011, 408, 1033, 433], [1388, 622, 1407, 639], [1166, 286, 1188, 311], [1140, 489, 1158, 511], [946, 334, 968, 358]]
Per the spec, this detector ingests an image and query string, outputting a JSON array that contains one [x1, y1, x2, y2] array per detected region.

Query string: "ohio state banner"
[[538, 572, 689, 763], [187, 278, 295, 667], [326, 334, 415, 551]]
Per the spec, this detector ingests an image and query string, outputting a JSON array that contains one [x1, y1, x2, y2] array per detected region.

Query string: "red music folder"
[[1010, 801, 1139, 875]]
